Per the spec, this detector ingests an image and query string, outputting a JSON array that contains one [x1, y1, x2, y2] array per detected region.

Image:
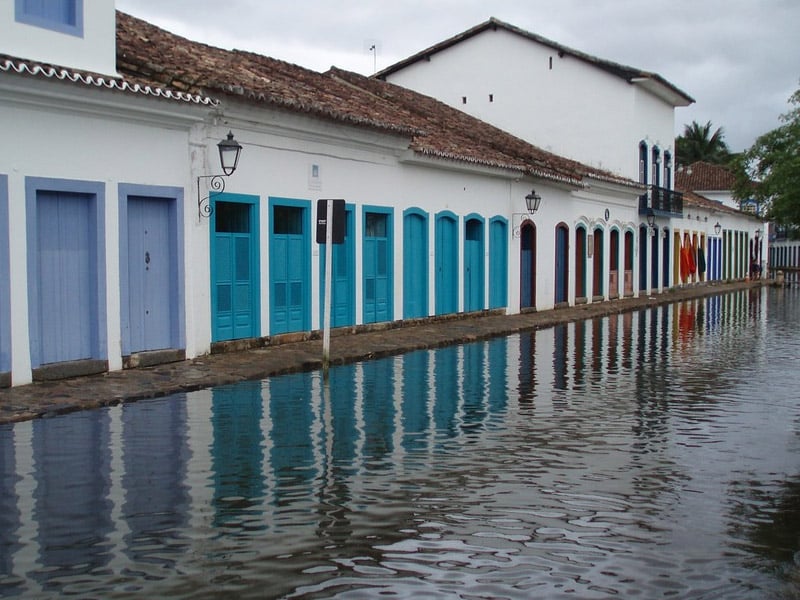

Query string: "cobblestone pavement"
[[0, 281, 763, 424]]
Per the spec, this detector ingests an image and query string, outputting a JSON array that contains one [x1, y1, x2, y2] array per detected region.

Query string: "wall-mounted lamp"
[[714, 221, 722, 236], [754, 228, 762, 242], [513, 188, 543, 238], [646, 208, 656, 235], [197, 131, 243, 218]]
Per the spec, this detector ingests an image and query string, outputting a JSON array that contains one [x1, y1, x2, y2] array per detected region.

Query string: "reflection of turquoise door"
[[520, 222, 536, 309], [489, 218, 507, 309], [403, 209, 428, 319], [464, 216, 484, 312], [555, 224, 569, 304], [436, 211, 458, 315], [211, 196, 260, 342], [270, 199, 310, 334], [363, 207, 393, 324], [320, 206, 354, 328]]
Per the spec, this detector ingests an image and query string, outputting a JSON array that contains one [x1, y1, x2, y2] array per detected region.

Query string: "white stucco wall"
[[383, 28, 679, 182]]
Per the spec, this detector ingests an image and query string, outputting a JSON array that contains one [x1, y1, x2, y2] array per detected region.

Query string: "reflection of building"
[[0, 4, 765, 389]]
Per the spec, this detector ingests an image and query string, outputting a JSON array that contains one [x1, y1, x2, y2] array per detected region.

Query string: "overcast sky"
[[116, 0, 799, 153]]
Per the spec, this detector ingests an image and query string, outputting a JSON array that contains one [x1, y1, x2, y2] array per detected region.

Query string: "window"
[[664, 151, 673, 190], [15, 0, 83, 37], [639, 142, 648, 185], [651, 147, 661, 188]]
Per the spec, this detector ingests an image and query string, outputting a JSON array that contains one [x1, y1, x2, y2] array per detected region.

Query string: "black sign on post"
[[316, 199, 346, 244]]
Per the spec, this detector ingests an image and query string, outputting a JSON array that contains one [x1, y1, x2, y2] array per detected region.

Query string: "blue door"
[[639, 225, 648, 291], [435, 212, 458, 315], [489, 218, 508, 309], [555, 224, 569, 304], [363, 208, 392, 324], [34, 191, 96, 365], [464, 216, 484, 312], [520, 222, 536, 309], [212, 197, 259, 342], [662, 232, 671, 286], [403, 209, 428, 319], [320, 206, 354, 328], [270, 200, 310, 334], [650, 230, 660, 288], [127, 196, 174, 352]]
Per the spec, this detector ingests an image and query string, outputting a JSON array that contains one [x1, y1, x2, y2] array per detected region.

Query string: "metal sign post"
[[316, 199, 345, 378]]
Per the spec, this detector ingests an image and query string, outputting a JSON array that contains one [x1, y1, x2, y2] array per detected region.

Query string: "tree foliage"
[[675, 120, 731, 166], [733, 86, 800, 226]]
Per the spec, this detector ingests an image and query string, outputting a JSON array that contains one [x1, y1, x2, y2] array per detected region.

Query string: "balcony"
[[639, 186, 683, 217]]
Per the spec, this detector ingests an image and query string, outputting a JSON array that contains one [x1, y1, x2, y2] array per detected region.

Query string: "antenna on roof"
[[364, 39, 380, 74]]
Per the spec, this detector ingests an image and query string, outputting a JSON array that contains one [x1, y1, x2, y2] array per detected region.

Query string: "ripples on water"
[[2, 287, 800, 599]]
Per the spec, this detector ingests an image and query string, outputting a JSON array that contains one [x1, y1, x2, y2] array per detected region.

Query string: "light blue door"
[[464, 217, 484, 312], [435, 212, 458, 315], [403, 209, 428, 319], [320, 206, 354, 328], [363, 209, 392, 324], [35, 191, 96, 365], [270, 200, 310, 334], [489, 218, 508, 309], [520, 223, 536, 309], [212, 199, 259, 341], [127, 196, 173, 352]]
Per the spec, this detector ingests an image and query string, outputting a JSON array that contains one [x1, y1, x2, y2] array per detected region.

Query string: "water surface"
[[2, 287, 799, 598]]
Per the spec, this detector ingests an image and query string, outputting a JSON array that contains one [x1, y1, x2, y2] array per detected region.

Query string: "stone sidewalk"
[[0, 281, 762, 424]]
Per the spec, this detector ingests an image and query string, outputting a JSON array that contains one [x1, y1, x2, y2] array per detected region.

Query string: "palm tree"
[[675, 120, 731, 166]]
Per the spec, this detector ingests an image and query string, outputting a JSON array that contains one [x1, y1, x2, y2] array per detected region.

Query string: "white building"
[[0, 5, 760, 389]]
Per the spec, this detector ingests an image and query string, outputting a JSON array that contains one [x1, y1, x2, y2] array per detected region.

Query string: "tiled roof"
[[675, 161, 736, 192], [0, 11, 640, 189], [115, 12, 637, 188], [375, 17, 694, 107], [0, 54, 215, 105]]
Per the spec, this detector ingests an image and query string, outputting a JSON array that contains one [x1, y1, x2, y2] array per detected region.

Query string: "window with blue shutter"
[[16, 0, 83, 37]]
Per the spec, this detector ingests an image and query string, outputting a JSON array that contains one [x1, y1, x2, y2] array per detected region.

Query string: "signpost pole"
[[322, 199, 334, 378]]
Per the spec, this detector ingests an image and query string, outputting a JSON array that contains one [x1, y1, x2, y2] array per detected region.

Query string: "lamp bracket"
[[197, 174, 228, 219], [511, 213, 532, 239]]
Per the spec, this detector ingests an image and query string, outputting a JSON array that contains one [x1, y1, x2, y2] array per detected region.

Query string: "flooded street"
[[2, 287, 800, 598]]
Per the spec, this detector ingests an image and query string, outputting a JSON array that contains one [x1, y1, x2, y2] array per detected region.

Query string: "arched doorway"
[[520, 221, 536, 309], [555, 224, 569, 304]]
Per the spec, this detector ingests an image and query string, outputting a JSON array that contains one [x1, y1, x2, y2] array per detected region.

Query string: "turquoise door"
[[520, 222, 536, 309], [489, 218, 508, 309], [212, 198, 259, 342], [555, 224, 569, 304], [464, 216, 484, 312], [435, 212, 458, 315], [270, 199, 310, 334], [319, 206, 354, 328], [403, 209, 428, 319], [363, 208, 393, 324]]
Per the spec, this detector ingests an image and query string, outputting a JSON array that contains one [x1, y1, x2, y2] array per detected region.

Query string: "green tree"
[[675, 120, 731, 166], [733, 86, 800, 226]]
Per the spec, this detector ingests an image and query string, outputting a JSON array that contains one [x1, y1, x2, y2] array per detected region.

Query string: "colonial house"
[[675, 161, 766, 278], [377, 17, 766, 290], [0, 3, 758, 388]]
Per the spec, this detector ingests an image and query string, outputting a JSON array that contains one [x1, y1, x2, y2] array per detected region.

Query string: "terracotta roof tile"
[[675, 161, 736, 192]]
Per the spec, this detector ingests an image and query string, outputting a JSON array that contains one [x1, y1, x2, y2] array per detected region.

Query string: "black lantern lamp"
[[513, 189, 543, 238], [714, 221, 722, 236], [198, 130, 243, 218], [525, 189, 542, 214], [646, 208, 656, 232]]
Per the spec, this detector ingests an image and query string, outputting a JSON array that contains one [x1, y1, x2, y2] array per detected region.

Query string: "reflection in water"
[[1, 288, 800, 598]]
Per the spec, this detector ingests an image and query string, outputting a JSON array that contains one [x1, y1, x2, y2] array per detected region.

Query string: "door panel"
[[270, 203, 309, 334], [127, 196, 172, 352], [36, 191, 94, 364], [403, 211, 428, 318], [435, 214, 458, 315]]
